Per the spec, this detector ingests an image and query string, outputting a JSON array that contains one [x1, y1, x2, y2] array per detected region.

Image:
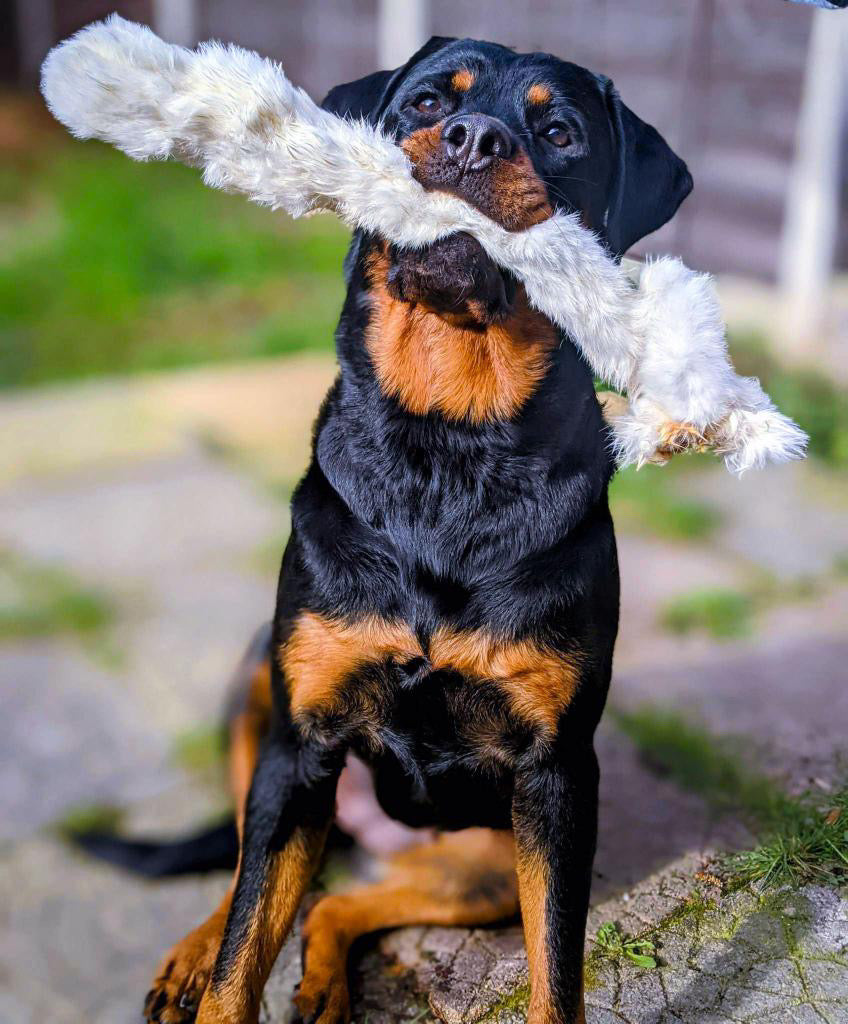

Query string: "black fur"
[[74, 820, 239, 877]]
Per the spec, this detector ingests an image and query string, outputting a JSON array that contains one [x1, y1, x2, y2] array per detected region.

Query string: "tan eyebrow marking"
[[451, 69, 475, 92], [527, 83, 552, 106]]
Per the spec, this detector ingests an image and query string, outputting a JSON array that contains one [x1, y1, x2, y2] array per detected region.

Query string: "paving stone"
[[802, 958, 848, 999], [740, 958, 805, 998], [0, 449, 280, 733], [250, 872, 848, 1024]]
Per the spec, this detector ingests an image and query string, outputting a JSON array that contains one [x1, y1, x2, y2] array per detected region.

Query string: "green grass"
[[591, 921, 658, 969], [731, 332, 848, 467], [661, 587, 755, 640], [0, 548, 116, 642], [53, 802, 124, 840], [725, 785, 848, 889], [614, 706, 848, 889], [0, 138, 348, 388], [609, 463, 720, 541], [659, 573, 825, 642]]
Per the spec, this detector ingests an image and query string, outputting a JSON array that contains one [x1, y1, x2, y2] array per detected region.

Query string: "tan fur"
[[198, 825, 329, 1024], [516, 848, 560, 1024], [488, 147, 553, 229], [451, 68, 475, 92], [145, 894, 234, 1022], [366, 249, 556, 423], [430, 627, 581, 735], [280, 609, 580, 735], [280, 611, 420, 717], [527, 83, 553, 106], [400, 121, 444, 168]]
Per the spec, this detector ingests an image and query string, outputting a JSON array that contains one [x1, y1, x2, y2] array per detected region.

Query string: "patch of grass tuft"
[[660, 573, 827, 642], [0, 549, 116, 643], [724, 786, 848, 889], [614, 706, 848, 890], [1, 138, 348, 389], [661, 587, 755, 640], [590, 921, 658, 970], [609, 465, 720, 541]]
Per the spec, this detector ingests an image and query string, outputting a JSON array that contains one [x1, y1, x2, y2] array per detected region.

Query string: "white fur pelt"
[[41, 15, 807, 473]]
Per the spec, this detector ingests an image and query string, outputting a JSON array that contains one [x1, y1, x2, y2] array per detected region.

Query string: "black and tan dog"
[[93, 36, 691, 1024]]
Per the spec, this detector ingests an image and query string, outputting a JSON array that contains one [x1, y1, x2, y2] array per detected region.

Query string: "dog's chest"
[[315, 413, 580, 583], [284, 610, 580, 748], [349, 666, 529, 829]]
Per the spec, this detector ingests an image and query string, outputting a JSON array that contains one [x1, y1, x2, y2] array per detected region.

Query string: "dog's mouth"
[[381, 232, 518, 327], [401, 123, 552, 233]]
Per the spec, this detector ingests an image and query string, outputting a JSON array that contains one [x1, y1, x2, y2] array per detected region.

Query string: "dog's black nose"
[[441, 114, 515, 172]]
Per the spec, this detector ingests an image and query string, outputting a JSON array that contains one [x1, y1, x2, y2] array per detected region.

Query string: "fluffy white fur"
[[41, 15, 807, 473]]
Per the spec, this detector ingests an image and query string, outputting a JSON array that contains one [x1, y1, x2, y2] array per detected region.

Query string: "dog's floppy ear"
[[601, 77, 693, 257], [321, 36, 455, 124]]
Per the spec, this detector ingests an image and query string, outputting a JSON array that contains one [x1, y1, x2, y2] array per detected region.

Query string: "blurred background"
[[1, 2, 846, 1022]]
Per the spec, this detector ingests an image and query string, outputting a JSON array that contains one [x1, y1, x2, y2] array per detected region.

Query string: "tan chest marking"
[[430, 627, 580, 734], [279, 612, 580, 735], [280, 612, 419, 719], [366, 250, 556, 424]]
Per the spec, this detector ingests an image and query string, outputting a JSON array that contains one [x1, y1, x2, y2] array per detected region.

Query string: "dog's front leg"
[[196, 716, 343, 1024], [513, 742, 599, 1024]]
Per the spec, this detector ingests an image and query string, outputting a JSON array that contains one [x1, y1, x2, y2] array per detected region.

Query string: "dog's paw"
[[293, 971, 350, 1024], [143, 913, 225, 1022], [656, 420, 710, 456]]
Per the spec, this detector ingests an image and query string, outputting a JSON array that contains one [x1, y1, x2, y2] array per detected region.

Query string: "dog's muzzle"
[[440, 114, 516, 175], [402, 116, 552, 233]]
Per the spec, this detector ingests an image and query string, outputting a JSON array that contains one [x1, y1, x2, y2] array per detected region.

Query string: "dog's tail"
[[72, 818, 239, 877]]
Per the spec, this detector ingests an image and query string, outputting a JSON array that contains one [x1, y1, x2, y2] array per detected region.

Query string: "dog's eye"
[[541, 123, 571, 147], [414, 93, 442, 115]]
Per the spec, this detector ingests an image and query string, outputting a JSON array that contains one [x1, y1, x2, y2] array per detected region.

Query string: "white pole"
[[778, 8, 848, 354], [377, 0, 429, 70], [152, 0, 199, 47]]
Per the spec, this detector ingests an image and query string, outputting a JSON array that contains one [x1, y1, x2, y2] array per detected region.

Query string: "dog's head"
[[323, 37, 692, 254]]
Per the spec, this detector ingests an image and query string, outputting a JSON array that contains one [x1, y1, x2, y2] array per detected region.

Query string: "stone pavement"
[[0, 357, 845, 1023]]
